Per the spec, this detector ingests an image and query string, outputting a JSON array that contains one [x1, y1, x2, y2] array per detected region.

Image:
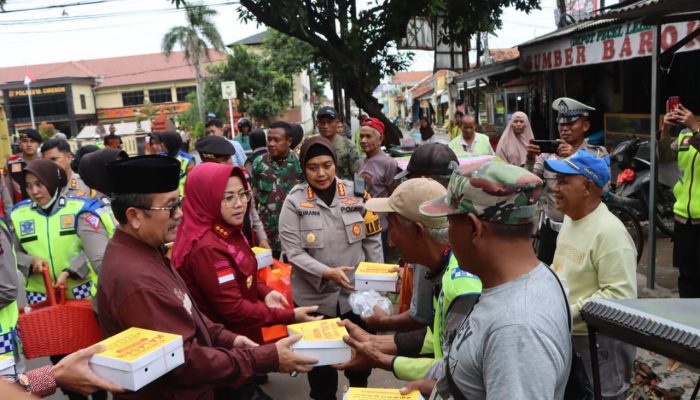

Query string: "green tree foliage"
[[262, 29, 327, 98], [204, 45, 293, 125], [162, 2, 225, 124], [172, 0, 540, 145]]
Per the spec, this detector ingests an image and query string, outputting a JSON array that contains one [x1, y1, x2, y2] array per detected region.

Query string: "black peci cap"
[[394, 143, 459, 180], [107, 155, 180, 194], [195, 135, 235, 159]]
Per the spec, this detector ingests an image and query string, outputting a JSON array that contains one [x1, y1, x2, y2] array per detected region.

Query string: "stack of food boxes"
[[354, 262, 399, 292], [252, 247, 274, 270], [287, 318, 351, 366], [343, 388, 424, 399], [0, 353, 15, 376], [89, 327, 184, 391]]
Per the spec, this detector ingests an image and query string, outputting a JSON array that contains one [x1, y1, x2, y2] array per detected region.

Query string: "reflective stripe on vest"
[[434, 254, 482, 358], [673, 131, 700, 219], [176, 151, 193, 197], [0, 223, 18, 356], [11, 198, 97, 303]]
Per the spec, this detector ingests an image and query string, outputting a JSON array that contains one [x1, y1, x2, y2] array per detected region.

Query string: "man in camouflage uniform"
[[315, 106, 359, 181], [526, 97, 607, 265], [252, 121, 304, 257], [413, 157, 572, 399]]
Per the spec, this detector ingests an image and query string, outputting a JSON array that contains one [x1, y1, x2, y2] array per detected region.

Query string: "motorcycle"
[[609, 137, 676, 237]]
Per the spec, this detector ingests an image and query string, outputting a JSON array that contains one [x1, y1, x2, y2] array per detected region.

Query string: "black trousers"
[[49, 355, 107, 400], [537, 221, 559, 266], [673, 220, 700, 298], [305, 307, 372, 400]]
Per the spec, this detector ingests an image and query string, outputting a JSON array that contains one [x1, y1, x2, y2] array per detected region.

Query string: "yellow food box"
[[252, 246, 273, 269], [287, 318, 351, 366], [89, 327, 184, 391], [343, 387, 424, 400], [0, 353, 15, 376], [355, 262, 399, 292]]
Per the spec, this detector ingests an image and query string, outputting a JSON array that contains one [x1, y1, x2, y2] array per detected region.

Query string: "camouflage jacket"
[[251, 151, 304, 253], [332, 135, 360, 181]]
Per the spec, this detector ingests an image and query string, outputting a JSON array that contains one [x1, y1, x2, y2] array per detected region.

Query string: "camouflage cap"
[[419, 156, 543, 225]]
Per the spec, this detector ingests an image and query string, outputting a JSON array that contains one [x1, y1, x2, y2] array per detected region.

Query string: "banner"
[[520, 20, 700, 72]]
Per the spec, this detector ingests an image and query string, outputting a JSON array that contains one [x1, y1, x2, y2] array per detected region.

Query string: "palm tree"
[[162, 2, 225, 123]]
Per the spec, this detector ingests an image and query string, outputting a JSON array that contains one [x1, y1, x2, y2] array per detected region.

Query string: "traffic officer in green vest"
[[0, 219, 20, 361], [333, 178, 482, 382], [448, 114, 495, 155], [78, 148, 129, 238], [10, 160, 106, 306], [660, 104, 700, 298], [151, 131, 194, 197]]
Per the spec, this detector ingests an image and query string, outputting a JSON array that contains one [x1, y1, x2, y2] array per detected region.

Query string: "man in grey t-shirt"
[[413, 158, 572, 400]]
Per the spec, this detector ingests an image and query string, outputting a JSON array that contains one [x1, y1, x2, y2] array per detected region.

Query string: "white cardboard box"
[[287, 318, 351, 366], [354, 262, 399, 293], [0, 353, 15, 376], [343, 387, 424, 400], [89, 327, 184, 392], [252, 247, 274, 269]]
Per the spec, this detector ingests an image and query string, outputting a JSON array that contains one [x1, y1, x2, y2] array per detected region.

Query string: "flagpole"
[[26, 83, 36, 129]]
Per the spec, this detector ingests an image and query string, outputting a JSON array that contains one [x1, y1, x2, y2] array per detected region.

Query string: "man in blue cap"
[[546, 150, 637, 400], [526, 97, 607, 265]]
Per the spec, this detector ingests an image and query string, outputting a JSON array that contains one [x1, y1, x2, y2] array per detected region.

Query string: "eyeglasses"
[[222, 190, 252, 208], [135, 198, 182, 218]]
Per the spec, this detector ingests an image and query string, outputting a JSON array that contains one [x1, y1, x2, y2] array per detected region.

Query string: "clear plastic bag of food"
[[349, 290, 394, 318]]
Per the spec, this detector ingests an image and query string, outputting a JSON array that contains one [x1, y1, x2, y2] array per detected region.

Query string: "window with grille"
[[176, 86, 196, 102], [122, 91, 144, 106], [149, 88, 172, 104]]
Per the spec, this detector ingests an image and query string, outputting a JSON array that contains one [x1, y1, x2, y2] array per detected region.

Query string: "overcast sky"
[[0, 0, 559, 71]]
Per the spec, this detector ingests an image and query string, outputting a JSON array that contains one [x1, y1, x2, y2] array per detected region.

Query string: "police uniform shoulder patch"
[[84, 214, 101, 232], [306, 186, 315, 200], [70, 179, 77, 189], [60, 215, 75, 229], [19, 220, 35, 236], [337, 182, 346, 198]]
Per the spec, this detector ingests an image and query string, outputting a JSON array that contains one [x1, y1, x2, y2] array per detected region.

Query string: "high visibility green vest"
[[434, 254, 482, 358], [0, 222, 19, 356], [393, 255, 482, 381], [175, 151, 194, 197], [673, 130, 700, 220], [79, 198, 117, 238], [11, 198, 97, 304]]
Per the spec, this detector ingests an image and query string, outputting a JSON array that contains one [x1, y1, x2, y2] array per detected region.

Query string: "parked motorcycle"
[[609, 137, 676, 237]]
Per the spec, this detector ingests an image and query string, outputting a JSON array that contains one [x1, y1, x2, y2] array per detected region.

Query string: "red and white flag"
[[216, 268, 235, 284], [23, 69, 35, 86]]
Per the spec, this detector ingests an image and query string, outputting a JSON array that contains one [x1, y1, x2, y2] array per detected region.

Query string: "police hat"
[[552, 97, 595, 124], [316, 106, 338, 119], [19, 129, 43, 143], [107, 155, 180, 194], [195, 135, 235, 160]]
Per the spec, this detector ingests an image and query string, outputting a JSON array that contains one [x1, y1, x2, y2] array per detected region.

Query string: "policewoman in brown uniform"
[[278, 136, 383, 400]]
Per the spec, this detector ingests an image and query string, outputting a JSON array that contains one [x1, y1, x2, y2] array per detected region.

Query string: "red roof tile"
[[0, 50, 227, 88], [391, 70, 432, 85]]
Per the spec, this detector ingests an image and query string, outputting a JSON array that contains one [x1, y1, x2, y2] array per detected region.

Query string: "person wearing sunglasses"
[[171, 163, 321, 400]]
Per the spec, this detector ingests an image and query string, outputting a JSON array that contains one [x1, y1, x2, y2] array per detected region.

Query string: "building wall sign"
[[7, 86, 67, 98], [521, 20, 700, 72]]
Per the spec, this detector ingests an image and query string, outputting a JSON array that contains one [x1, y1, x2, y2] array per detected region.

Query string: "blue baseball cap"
[[544, 150, 610, 188]]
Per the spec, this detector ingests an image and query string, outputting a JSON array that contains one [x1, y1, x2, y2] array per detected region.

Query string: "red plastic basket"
[[18, 267, 101, 359]]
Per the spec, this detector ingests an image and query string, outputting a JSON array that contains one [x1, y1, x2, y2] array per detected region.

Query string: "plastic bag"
[[349, 290, 393, 318]]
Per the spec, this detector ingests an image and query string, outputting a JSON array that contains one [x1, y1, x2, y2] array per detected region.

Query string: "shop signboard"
[[520, 20, 700, 72]]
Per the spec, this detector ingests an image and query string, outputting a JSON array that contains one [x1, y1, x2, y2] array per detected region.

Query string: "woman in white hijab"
[[495, 111, 535, 167]]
